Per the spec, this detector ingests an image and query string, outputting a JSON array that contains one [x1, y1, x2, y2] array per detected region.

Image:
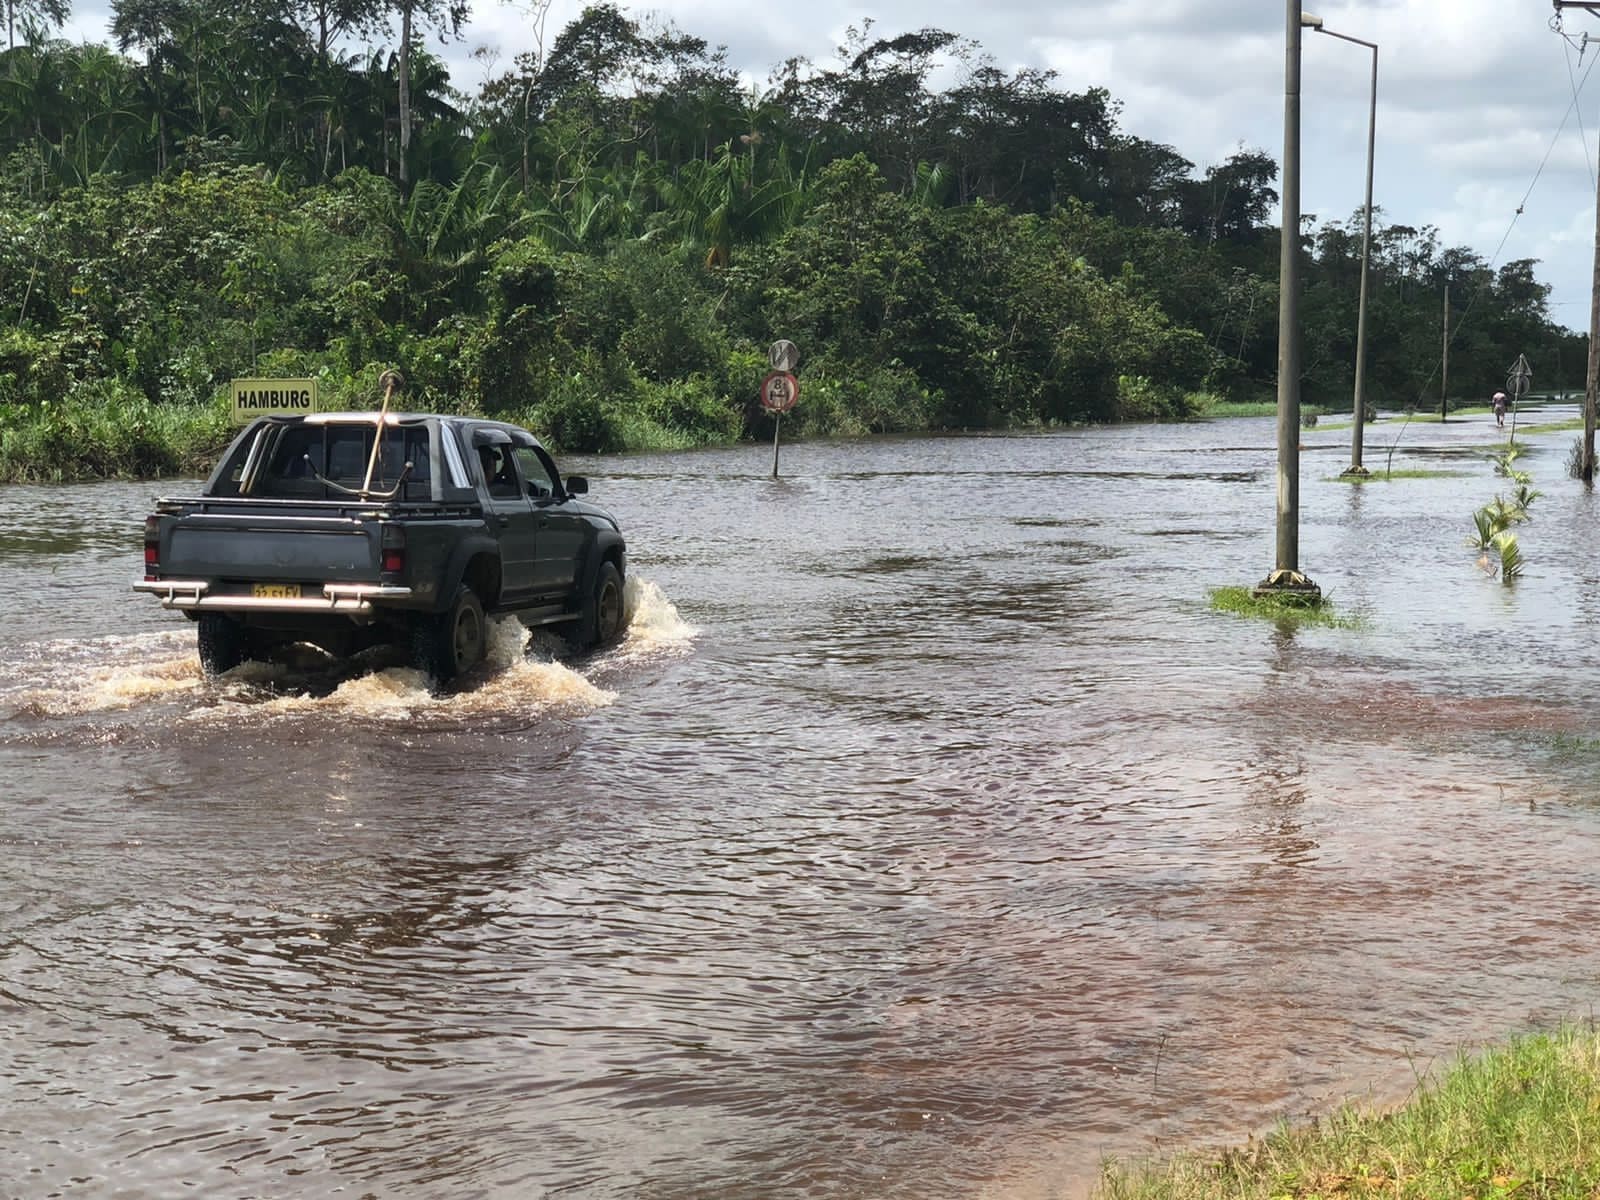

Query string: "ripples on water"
[[5, 417, 1600, 1199]]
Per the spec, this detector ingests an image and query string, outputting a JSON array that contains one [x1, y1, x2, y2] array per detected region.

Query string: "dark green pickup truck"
[[133, 413, 628, 682]]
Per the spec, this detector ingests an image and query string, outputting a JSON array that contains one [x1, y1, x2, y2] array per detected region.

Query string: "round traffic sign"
[[760, 371, 799, 414], [768, 340, 800, 373]]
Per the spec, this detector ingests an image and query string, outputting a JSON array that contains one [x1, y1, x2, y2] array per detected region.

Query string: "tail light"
[[380, 523, 406, 577], [143, 515, 161, 579]]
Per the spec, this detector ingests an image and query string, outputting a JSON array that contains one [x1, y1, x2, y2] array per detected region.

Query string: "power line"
[[1402, 30, 1596, 407]]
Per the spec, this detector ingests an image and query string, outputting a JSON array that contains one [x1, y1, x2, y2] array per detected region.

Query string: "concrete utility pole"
[[1555, 1, 1600, 479], [1255, 0, 1321, 601]]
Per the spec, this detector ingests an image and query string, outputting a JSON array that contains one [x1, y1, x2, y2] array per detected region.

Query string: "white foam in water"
[[6, 577, 695, 723], [617, 576, 697, 657], [7, 632, 203, 716]]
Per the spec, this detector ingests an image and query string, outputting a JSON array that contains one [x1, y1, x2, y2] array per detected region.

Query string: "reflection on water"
[[5, 413, 1600, 1199]]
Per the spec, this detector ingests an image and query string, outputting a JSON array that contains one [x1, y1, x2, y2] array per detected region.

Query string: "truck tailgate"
[[167, 518, 378, 581]]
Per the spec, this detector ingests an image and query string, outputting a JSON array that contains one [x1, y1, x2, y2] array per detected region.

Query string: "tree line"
[[0, 1, 1585, 472]]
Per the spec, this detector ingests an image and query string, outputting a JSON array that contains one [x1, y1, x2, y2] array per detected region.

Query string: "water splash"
[[8, 633, 202, 716], [617, 575, 697, 657], [3, 577, 694, 728]]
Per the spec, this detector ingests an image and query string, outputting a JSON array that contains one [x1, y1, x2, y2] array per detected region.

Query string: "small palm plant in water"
[[1470, 446, 1536, 583], [1494, 530, 1526, 580]]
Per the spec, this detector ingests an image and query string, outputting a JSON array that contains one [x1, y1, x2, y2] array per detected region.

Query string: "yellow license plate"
[[251, 583, 302, 600]]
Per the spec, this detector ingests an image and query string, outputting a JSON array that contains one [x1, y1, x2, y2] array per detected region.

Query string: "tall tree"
[[109, 0, 187, 172], [286, 0, 385, 63], [378, 0, 465, 184], [4, 0, 67, 50]]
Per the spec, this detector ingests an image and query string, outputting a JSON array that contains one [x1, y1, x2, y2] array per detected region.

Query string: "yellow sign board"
[[231, 377, 319, 424]]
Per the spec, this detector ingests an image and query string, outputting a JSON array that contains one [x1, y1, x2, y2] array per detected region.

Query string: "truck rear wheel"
[[197, 614, 247, 677], [412, 586, 486, 683]]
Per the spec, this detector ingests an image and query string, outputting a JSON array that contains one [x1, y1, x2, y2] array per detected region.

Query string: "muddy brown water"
[[6, 412, 1600, 1199]]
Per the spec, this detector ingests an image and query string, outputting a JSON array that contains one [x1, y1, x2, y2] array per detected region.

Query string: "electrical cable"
[[1406, 26, 1597, 409]]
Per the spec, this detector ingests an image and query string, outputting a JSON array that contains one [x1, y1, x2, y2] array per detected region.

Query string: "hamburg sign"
[[231, 377, 319, 424]]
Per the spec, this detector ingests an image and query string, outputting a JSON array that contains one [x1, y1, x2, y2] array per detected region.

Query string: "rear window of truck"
[[238, 424, 432, 500]]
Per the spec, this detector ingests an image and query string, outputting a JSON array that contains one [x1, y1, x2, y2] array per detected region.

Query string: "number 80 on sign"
[[760, 371, 799, 414]]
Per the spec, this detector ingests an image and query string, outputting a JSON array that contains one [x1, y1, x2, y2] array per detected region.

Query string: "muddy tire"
[[568, 560, 626, 653], [197, 614, 247, 677], [411, 586, 486, 683]]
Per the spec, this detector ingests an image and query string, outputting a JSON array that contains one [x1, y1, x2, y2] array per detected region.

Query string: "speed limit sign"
[[760, 371, 799, 413]]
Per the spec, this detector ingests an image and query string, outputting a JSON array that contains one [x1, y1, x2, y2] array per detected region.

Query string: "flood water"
[[5, 409, 1600, 1199]]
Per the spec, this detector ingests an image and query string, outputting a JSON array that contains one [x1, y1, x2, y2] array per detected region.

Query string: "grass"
[[1330, 468, 1461, 483], [1198, 400, 1328, 421], [1547, 732, 1600, 760], [1208, 586, 1363, 629], [0, 388, 232, 482], [1517, 418, 1584, 436], [1096, 1026, 1600, 1200], [1310, 416, 1398, 432]]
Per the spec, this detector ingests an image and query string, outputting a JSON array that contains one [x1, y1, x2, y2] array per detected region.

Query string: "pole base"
[[1252, 569, 1322, 604], [1339, 464, 1371, 479]]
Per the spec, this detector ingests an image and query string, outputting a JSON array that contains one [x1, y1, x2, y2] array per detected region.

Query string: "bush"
[[0, 378, 229, 481], [640, 375, 742, 444], [0, 328, 70, 408], [525, 351, 627, 452]]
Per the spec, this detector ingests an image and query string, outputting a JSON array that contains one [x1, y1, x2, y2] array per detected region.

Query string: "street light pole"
[[1312, 25, 1378, 478], [1554, 1, 1600, 478], [1256, 0, 1321, 601]]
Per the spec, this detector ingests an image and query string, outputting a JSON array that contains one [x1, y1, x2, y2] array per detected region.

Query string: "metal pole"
[[1441, 284, 1449, 420], [1352, 41, 1376, 470], [771, 412, 782, 479], [1256, 0, 1318, 598], [1553, 2, 1600, 477], [1317, 29, 1377, 475], [1585, 146, 1600, 481], [1554, 3, 1600, 476], [1318, 28, 1382, 473]]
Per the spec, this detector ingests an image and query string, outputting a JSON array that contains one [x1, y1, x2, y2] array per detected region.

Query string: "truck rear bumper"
[[133, 578, 413, 615]]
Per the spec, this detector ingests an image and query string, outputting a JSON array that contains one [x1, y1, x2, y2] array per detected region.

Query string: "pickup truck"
[[133, 412, 628, 682]]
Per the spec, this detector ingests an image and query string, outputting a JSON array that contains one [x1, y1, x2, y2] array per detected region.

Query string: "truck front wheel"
[[568, 561, 626, 653], [197, 614, 247, 677], [412, 586, 486, 683]]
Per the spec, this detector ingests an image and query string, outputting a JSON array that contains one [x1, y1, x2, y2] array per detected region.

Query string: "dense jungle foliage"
[[0, 0, 1587, 476]]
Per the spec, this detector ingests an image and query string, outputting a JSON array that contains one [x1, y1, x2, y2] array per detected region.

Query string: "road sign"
[[760, 371, 799, 414], [231, 377, 318, 424], [1508, 353, 1532, 398], [768, 340, 800, 373]]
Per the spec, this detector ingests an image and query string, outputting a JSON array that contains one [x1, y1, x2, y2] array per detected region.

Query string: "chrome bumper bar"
[[132, 578, 412, 614]]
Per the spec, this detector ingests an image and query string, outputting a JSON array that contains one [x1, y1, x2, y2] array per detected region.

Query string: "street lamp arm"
[[1315, 26, 1377, 51]]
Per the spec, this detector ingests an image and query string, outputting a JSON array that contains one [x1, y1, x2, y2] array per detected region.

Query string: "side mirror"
[[564, 475, 589, 496]]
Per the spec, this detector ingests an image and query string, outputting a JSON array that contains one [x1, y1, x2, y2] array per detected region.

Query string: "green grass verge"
[[1515, 418, 1584, 436], [1314, 416, 1401, 432], [1198, 401, 1328, 420], [1096, 1026, 1600, 1200], [1330, 469, 1463, 483], [1208, 586, 1362, 629]]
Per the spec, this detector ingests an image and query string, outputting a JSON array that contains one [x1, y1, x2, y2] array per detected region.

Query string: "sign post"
[[761, 371, 799, 478], [1507, 353, 1532, 446], [231, 377, 319, 424], [762, 340, 801, 479]]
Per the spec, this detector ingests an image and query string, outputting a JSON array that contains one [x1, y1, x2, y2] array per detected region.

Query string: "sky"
[[58, 0, 1600, 338]]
